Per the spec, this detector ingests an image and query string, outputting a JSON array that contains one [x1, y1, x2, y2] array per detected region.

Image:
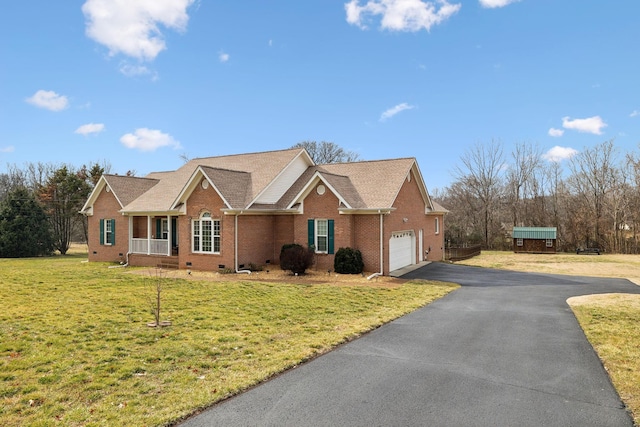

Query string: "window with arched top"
[[192, 211, 220, 253]]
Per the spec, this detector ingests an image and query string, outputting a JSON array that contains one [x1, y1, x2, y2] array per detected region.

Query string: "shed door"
[[389, 231, 414, 272]]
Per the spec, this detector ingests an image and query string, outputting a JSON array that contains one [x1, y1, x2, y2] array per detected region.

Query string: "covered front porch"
[[128, 215, 179, 256]]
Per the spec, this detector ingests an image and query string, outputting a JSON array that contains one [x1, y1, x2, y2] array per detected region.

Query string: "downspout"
[[235, 213, 251, 274], [108, 215, 131, 268], [108, 252, 130, 268], [367, 212, 384, 280]]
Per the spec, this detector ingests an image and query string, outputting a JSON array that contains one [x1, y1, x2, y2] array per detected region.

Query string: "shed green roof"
[[512, 227, 557, 239]]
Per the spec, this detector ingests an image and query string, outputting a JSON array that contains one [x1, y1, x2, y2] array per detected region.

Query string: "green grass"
[[0, 253, 457, 426], [568, 295, 640, 426]]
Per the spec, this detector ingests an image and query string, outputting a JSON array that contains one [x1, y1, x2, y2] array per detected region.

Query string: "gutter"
[[367, 213, 385, 280], [234, 213, 251, 274]]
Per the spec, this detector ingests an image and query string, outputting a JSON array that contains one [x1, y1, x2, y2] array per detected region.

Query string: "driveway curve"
[[180, 263, 640, 427]]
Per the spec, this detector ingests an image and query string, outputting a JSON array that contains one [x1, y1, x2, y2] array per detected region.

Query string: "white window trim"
[[105, 219, 113, 246], [435, 217, 440, 235], [315, 219, 328, 254], [546, 239, 553, 248], [192, 212, 221, 254]]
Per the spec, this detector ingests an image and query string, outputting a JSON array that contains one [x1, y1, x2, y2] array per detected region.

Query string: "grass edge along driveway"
[[0, 254, 458, 427]]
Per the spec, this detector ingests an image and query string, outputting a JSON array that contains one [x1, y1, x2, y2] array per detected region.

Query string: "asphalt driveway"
[[180, 263, 640, 427]]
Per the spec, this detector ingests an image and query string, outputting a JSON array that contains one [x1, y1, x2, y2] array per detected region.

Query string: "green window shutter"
[[171, 218, 177, 246], [99, 219, 104, 245], [307, 219, 315, 248], [328, 219, 334, 255], [156, 218, 162, 239], [111, 219, 116, 245]]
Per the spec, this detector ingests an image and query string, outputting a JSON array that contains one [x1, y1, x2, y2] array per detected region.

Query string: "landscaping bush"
[[280, 243, 314, 275], [334, 247, 364, 274]]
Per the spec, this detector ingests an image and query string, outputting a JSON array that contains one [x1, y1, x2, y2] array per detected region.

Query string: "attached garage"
[[389, 230, 415, 272]]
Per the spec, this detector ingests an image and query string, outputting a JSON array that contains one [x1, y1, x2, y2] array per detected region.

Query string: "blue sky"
[[1, 0, 639, 191]]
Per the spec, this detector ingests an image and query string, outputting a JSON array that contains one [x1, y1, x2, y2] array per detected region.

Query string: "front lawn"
[[0, 254, 457, 426]]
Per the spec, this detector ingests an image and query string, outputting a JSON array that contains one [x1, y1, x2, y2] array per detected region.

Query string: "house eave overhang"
[[287, 171, 353, 210], [119, 209, 184, 217], [170, 166, 233, 211], [222, 208, 302, 216], [81, 176, 123, 215], [338, 208, 395, 215]]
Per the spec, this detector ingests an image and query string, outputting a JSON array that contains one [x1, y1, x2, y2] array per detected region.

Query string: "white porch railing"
[[131, 238, 169, 255]]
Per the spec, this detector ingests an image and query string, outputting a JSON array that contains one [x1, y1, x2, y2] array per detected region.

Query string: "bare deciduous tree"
[[453, 140, 505, 249], [292, 141, 360, 164]]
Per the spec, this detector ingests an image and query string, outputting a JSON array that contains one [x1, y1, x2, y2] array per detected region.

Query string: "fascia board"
[[247, 149, 314, 208], [286, 171, 352, 210], [81, 176, 121, 214], [170, 166, 232, 210], [338, 208, 395, 215]]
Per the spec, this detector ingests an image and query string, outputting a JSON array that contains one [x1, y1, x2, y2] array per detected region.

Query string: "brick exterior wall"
[[178, 179, 235, 271], [354, 215, 382, 273], [87, 187, 128, 263], [294, 183, 355, 272], [381, 169, 444, 273], [87, 167, 445, 276]]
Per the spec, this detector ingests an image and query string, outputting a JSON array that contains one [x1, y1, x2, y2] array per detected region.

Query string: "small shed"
[[512, 227, 557, 253]]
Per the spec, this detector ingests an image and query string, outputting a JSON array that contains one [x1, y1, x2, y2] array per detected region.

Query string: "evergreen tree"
[[0, 187, 54, 257], [38, 166, 92, 255]]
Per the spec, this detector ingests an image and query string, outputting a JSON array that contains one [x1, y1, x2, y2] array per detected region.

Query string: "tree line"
[[433, 139, 640, 254], [6, 139, 638, 257], [0, 162, 108, 257]]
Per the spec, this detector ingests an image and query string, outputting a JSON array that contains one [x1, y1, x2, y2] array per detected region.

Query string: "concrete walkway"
[[180, 262, 640, 426]]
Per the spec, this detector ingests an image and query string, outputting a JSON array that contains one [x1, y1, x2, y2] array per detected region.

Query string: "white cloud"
[[75, 123, 106, 136], [345, 0, 461, 32], [542, 146, 578, 163], [479, 0, 520, 8], [630, 110, 640, 117], [562, 116, 607, 135], [380, 103, 415, 121], [119, 63, 155, 78], [82, 0, 195, 61], [25, 90, 69, 112], [548, 128, 564, 137], [219, 51, 230, 63], [1, 146, 15, 153], [120, 128, 182, 151]]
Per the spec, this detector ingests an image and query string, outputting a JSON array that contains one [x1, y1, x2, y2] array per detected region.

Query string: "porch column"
[[147, 216, 152, 255], [167, 215, 171, 256], [128, 216, 133, 255]]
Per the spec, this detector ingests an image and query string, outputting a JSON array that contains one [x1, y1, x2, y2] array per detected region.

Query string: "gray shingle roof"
[[318, 158, 417, 208], [121, 148, 304, 212], [103, 175, 159, 208], [94, 149, 440, 215]]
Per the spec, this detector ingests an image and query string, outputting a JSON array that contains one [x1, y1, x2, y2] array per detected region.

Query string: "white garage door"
[[389, 231, 414, 272]]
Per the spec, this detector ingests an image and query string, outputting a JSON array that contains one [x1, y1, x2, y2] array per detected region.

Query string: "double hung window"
[[308, 219, 334, 254], [100, 219, 115, 245]]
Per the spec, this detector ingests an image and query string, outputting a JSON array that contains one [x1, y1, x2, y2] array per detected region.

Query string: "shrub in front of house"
[[279, 243, 314, 275], [334, 247, 364, 274]]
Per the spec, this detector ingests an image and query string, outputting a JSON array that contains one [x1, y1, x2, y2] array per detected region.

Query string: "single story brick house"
[[81, 148, 447, 275], [512, 227, 557, 254]]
